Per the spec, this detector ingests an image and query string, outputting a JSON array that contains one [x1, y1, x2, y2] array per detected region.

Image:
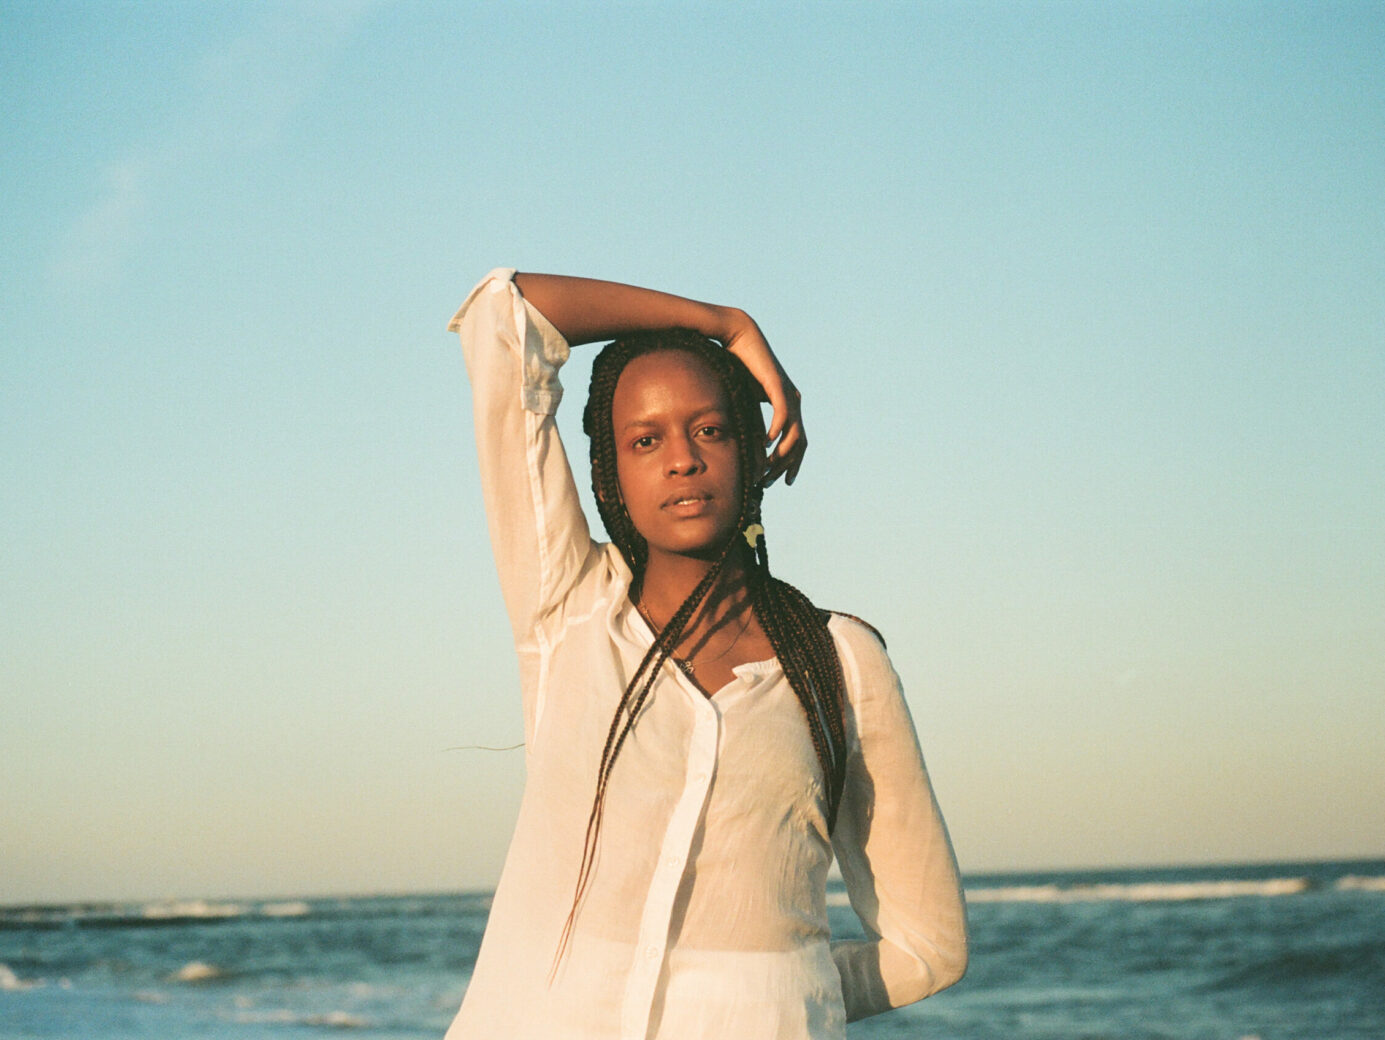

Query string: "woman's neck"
[[637, 547, 744, 624], [634, 546, 774, 692]]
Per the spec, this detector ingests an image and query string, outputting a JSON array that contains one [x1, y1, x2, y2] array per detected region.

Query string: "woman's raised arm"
[[513, 273, 807, 487]]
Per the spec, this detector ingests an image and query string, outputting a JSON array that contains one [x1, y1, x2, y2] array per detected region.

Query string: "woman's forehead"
[[611, 349, 731, 423]]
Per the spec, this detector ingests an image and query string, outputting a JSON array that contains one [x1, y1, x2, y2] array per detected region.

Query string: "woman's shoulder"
[[824, 610, 888, 652], [820, 612, 910, 746], [824, 609, 897, 689]]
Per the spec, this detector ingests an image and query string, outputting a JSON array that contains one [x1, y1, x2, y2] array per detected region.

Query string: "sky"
[[2, 0, 1382, 905]]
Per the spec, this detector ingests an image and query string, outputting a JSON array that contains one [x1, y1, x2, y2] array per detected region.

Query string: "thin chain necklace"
[[635, 597, 753, 680]]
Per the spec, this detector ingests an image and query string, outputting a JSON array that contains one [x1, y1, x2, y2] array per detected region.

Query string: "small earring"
[[742, 522, 765, 548]]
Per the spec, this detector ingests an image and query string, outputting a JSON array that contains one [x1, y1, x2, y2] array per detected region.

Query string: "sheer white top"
[[443, 269, 967, 1040]]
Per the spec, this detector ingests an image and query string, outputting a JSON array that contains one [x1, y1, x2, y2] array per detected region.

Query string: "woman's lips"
[[662, 492, 713, 516]]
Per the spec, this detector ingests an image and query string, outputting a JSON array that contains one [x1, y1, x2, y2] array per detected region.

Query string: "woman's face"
[[609, 349, 743, 564]]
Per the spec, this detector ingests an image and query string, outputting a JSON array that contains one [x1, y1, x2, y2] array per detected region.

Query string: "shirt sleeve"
[[448, 269, 597, 740], [828, 616, 969, 1022]]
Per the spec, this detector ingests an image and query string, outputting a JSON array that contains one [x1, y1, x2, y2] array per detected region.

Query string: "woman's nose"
[[665, 434, 704, 475]]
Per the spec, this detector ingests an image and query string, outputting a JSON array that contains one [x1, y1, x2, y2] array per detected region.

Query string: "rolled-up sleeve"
[[449, 269, 595, 740]]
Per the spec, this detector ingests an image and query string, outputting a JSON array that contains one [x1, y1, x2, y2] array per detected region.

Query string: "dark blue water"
[[3, 861, 1381, 1038]]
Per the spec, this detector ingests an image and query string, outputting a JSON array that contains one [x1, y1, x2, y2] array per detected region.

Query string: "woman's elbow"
[[907, 916, 969, 999], [930, 933, 968, 993], [880, 929, 968, 1009], [931, 897, 970, 992]]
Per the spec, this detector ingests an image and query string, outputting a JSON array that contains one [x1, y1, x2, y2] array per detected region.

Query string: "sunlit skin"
[[610, 350, 774, 693]]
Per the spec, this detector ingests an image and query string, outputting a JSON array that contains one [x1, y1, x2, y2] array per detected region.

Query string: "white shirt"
[[444, 270, 967, 1040]]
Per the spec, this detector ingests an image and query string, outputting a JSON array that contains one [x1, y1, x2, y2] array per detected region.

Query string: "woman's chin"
[[645, 533, 738, 566]]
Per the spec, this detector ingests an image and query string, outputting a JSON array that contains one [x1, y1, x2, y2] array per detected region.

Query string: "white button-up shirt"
[[444, 270, 967, 1040]]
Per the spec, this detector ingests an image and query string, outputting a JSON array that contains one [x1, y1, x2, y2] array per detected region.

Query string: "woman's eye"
[[697, 425, 725, 439], [632, 435, 656, 450]]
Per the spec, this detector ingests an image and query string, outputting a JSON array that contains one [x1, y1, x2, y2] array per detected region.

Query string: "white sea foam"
[[963, 884, 1064, 903], [171, 960, 224, 983], [144, 899, 244, 920], [961, 877, 1310, 904], [1335, 874, 1385, 892], [307, 1011, 371, 1028], [0, 963, 41, 991]]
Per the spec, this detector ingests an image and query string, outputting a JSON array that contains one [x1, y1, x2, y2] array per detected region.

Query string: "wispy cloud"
[[48, 157, 154, 287], [46, 0, 381, 294]]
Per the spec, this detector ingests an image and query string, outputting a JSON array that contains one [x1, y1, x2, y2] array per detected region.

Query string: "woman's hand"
[[720, 310, 806, 488]]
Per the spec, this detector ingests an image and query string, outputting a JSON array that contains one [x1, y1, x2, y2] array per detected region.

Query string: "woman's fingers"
[[755, 376, 804, 486], [762, 385, 804, 486], [762, 375, 788, 443], [765, 417, 806, 487], [761, 376, 792, 446], [724, 320, 806, 488]]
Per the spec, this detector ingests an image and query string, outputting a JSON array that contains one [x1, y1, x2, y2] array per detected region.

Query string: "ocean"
[[2, 859, 1381, 1039]]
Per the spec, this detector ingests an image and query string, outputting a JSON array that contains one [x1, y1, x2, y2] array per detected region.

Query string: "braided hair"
[[552, 329, 851, 971]]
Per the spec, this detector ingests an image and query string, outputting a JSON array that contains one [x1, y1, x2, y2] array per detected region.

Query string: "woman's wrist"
[[513, 272, 740, 348], [703, 304, 755, 346]]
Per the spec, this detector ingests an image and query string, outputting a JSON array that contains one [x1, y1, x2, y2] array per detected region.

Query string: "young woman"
[[445, 269, 967, 1040]]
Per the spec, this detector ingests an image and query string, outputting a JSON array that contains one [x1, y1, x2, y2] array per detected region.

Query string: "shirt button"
[[664, 853, 681, 870], [644, 945, 659, 961], [693, 770, 708, 784]]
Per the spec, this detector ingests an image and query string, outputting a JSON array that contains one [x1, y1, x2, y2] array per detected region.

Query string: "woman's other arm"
[[829, 618, 969, 1021], [513, 273, 805, 486]]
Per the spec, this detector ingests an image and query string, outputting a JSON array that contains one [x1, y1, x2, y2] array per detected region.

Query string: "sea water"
[[2, 859, 1381, 1039]]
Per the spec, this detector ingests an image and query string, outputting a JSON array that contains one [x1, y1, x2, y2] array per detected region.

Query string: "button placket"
[[620, 697, 721, 1040]]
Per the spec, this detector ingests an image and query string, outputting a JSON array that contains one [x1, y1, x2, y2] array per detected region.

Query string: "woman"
[[445, 269, 967, 1040]]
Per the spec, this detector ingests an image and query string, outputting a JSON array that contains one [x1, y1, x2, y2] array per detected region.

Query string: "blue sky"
[[3, 0, 1382, 903]]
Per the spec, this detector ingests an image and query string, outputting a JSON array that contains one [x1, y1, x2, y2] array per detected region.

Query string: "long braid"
[[552, 539, 732, 974], [748, 559, 850, 830], [554, 329, 854, 975], [584, 338, 648, 574], [710, 340, 850, 826]]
